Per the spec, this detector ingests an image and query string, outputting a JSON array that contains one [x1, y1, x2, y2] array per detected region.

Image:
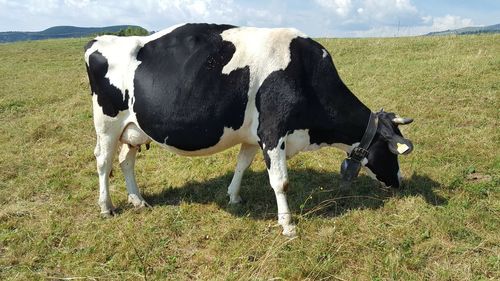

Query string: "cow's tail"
[[84, 39, 97, 96]]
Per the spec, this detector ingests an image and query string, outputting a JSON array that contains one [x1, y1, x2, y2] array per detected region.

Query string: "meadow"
[[0, 34, 498, 280]]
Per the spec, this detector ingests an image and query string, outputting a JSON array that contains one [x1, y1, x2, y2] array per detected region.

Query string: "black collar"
[[350, 112, 378, 161], [340, 112, 379, 182]]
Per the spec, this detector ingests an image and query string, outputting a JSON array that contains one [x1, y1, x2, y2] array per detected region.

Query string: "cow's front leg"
[[118, 144, 150, 209], [227, 143, 259, 204], [264, 138, 296, 237]]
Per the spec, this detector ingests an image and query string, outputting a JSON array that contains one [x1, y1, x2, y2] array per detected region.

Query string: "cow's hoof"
[[128, 194, 151, 209], [228, 195, 243, 204], [100, 209, 115, 218], [282, 225, 297, 237]]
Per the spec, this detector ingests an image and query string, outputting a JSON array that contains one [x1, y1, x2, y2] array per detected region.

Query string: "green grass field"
[[0, 34, 498, 280]]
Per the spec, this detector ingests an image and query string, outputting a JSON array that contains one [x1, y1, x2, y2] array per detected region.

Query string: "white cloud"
[[11, 0, 59, 15], [64, 0, 90, 9], [152, 0, 216, 18], [360, 0, 418, 22], [314, 0, 353, 17], [431, 14, 474, 31], [244, 8, 283, 26], [141, 0, 238, 26], [347, 14, 475, 37], [312, 0, 477, 37], [186, 0, 209, 17], [422, 15, 432, 24], [315, 0, 418, 23]]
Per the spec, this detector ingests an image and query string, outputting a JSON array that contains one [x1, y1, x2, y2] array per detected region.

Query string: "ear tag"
[[396, 143, 409, 154]]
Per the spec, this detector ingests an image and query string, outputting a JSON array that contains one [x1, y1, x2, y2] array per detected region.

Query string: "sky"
[[0, 0, 498, 37]]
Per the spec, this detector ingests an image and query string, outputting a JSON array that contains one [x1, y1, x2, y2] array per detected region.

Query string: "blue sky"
[[0, 0, 498, 37]]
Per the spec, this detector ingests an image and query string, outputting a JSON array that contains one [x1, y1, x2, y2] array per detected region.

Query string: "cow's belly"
[[155, 127, 250, 156], [126, 113, 258, 157]]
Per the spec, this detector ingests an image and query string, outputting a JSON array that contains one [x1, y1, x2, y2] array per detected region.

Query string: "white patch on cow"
[[361, 158, 368, 165], [267, 139, 288, 188], [91, 94, 130, 132], [285, 129, 311, 157], [285, 129, 359, 158], [322, 48, 328, 58], [285, 129, 355, 158], [85, 36, 142, 104], [266, 136, 295, 236], [221, 27, 306, 77]]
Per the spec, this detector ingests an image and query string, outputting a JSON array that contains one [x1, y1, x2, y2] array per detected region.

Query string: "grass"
[[0, 34, 498, 280]]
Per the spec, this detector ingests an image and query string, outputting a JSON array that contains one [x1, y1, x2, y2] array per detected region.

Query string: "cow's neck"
[[337, 92, 372, 145], [310, 84, 373, 148]]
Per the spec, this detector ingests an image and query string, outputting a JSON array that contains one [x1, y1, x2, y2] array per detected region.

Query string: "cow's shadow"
[[143, 169, 446, 220]]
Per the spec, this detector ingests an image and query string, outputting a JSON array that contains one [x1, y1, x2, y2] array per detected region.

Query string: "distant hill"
[[426, 23, 500, 36], [0, 25, 148, 43]]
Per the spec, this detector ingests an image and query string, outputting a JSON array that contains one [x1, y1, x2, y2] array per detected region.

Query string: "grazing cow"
[[84, 23, 414, 236]]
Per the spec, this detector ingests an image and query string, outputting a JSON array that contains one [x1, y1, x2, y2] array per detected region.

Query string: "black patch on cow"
[[280, 142, 285, 150], [133, 23, 250, 151], [86, 51, 129, 117]]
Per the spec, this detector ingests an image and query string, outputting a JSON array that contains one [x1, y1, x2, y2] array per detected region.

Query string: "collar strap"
[[349, 112, 378, 161]]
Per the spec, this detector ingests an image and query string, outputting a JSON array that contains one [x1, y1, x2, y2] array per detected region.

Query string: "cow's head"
[[340, 110, 414, 188], [363, 110, 414, 187]]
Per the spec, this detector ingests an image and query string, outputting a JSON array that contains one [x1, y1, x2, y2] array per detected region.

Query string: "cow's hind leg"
[[264, 137, 296, 237], [227, 143, 259, 204], [94, 131, 121, 217], [118, 123, 151, 208], [119, 144, 150, 208]]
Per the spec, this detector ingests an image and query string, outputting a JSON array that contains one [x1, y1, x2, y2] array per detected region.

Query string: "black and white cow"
[[84, 23, 413, 236]]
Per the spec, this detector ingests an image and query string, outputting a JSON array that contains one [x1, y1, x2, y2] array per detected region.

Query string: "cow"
[[84, 23, 414, 236]]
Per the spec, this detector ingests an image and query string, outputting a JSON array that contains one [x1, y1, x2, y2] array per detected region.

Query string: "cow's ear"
[[388, 135, 413, 155]]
